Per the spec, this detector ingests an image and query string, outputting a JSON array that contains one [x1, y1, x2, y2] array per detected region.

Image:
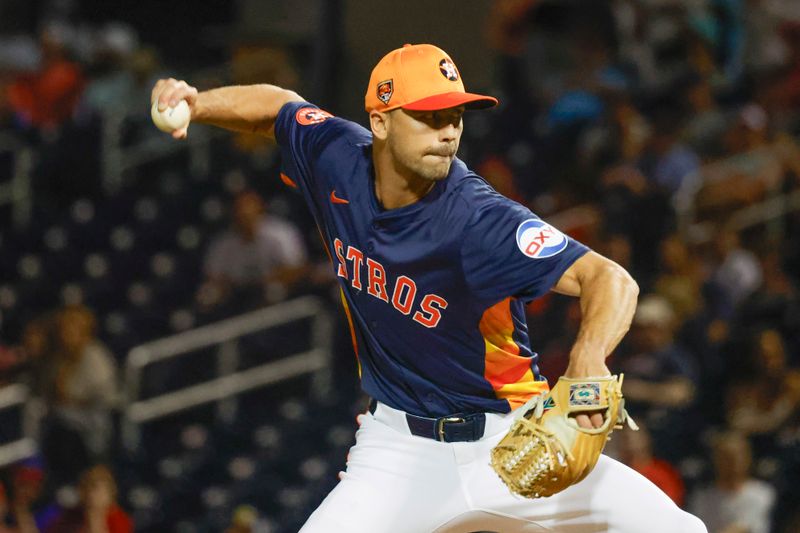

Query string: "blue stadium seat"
[[102, 310, 138, 355], [126, 484, 162, 531], [65, 198, 110, 249]]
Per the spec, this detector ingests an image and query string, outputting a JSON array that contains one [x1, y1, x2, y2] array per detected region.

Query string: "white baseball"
[[151, 99, 191, 133]]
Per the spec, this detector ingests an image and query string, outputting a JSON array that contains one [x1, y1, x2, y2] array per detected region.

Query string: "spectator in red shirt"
[[0, 483, 15, 533], [44, 465, 132, 533], [6, 22, 84, 132], [770, 22, 800, 111], [617, 422, 686, 507]]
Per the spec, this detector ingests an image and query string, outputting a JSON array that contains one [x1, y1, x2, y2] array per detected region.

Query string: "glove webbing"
[[495, 418, 569, 497]]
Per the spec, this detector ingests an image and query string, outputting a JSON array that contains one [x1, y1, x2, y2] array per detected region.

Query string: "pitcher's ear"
[[370, 110, 390, 141]]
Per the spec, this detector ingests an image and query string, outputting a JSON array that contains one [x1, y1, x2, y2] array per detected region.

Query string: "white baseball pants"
[[300, 401, 707, 532]]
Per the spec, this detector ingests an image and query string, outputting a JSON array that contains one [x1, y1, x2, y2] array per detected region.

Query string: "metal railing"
[[726, 188, 800, 233], [0, 384, 44, 467], [0, 97, 223, 221], [100, 110, 223, 194], [678, 186, 800, 244], [122, 296, 333, 452]]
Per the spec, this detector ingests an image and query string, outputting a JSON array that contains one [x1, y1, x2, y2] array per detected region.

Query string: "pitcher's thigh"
[[300, 474, 400, 533], [566, 456, 707, 533], [474, 455, 707, 533], [301, 414, 466, 533]]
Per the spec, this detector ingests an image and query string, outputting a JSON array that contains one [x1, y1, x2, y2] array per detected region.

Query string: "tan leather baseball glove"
[[490, 374, 637, 498]]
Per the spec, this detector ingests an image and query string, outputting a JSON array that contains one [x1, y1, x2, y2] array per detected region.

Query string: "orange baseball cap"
[[365, 44, 499, 113]]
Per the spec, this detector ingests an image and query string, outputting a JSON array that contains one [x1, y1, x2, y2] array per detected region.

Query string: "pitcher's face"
[[385, 106, 464, 181]]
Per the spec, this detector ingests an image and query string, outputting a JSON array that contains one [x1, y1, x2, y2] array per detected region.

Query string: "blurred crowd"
[[0, 5, 321, 532], [0, 0, 799, 531], [0, 18, 165, 208], [480, 1, 800, 532]]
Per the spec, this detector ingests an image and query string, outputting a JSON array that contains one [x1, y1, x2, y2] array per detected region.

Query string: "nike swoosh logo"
[[330, 190, 349, 204]]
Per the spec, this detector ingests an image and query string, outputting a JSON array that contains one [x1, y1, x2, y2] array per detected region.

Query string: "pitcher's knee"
[[680, 511, 707, 533], [613, 507, 707, 533]]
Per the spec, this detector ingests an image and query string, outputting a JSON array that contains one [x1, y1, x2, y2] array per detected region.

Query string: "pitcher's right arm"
[[151, 78, 304, 139]]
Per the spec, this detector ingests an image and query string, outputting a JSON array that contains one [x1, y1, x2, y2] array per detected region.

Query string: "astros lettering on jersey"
[[274, 102, 589, 418]]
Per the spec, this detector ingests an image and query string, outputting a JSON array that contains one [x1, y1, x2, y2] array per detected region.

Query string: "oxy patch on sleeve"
[[515, 219, 568, 259]]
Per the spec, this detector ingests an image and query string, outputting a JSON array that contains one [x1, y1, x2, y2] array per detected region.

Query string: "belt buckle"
[[437, 416, 465, 442]]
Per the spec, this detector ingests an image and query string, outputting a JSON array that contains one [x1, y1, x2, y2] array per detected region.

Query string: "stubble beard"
[[388, 137, 453, 182], [413, 160, 451, 182]]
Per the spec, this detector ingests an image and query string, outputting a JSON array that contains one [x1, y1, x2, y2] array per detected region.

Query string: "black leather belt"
[[369, 399, 486, 442]]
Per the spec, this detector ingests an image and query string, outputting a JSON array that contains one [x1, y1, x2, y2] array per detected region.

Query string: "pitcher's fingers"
[[157, 79, 182, 111], [172, 126, 188, 140], [150, 79, 164, 105], [575, 414, 592, 429], [574, 412, 605, 429], [162, 80, 192, 109], [151, 78, 174, 107]]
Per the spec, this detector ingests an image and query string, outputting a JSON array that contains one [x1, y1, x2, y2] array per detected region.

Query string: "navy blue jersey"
[[275, 102, 589, 417]]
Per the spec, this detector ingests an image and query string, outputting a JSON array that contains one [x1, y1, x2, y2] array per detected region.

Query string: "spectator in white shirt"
[[690, 431, 776, 533], [197, 190, 308, 311], [42, 305, 118, 483], [711, 229, 763, 311]]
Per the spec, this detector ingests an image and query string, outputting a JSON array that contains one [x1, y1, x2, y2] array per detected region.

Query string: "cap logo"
[[439, 58, 458, 81], [377, 79, 393, 105]]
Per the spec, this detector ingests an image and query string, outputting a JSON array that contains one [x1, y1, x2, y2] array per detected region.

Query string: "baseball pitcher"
[[151, 43, 706, 533]]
